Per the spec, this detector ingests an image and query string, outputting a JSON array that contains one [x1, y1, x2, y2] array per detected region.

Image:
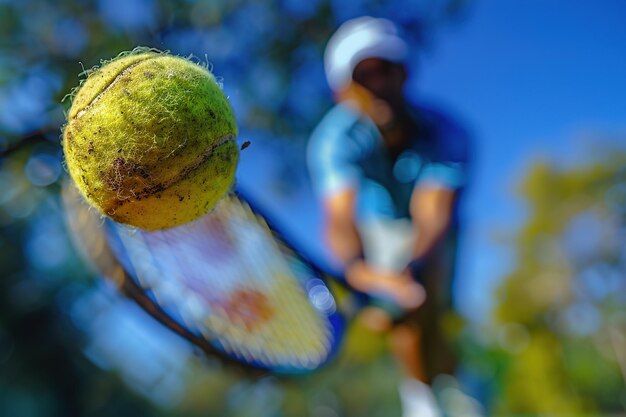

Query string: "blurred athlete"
[[308, 17, 475, 417]]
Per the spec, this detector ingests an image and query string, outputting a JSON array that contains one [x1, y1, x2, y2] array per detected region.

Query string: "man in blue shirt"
[[308, 17, 473, 417]]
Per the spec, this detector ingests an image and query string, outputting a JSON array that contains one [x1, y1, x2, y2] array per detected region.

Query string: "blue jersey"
[[307, 102, 471, 223]]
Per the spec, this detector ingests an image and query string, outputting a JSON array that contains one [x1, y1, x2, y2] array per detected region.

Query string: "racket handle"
[[405, 258, 426, 285]]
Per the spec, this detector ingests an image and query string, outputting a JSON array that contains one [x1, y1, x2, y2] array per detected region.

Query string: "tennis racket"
[[62, 180, 350, 375]]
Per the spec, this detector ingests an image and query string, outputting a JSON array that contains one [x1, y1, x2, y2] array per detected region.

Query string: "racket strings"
[[112, 195, 335, 370], [212, 197, 333, 368]]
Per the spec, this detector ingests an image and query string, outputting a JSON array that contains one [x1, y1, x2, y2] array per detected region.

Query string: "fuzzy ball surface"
[[63, 50, 238, 230]]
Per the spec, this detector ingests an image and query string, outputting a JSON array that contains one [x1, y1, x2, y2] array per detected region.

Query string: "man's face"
[[352, 58, 406, 109]]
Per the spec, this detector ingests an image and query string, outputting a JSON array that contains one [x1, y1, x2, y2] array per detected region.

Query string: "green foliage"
[[492, 147, 626, 414]]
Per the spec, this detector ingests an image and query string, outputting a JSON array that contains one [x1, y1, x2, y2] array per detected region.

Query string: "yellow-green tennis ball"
[[63, 50, 238, 230]]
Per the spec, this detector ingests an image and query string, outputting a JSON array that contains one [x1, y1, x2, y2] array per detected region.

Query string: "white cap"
[[324, 17, 408, 92]]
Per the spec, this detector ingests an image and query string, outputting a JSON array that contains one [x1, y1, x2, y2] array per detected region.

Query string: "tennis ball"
[[63, 49, 238, 230]]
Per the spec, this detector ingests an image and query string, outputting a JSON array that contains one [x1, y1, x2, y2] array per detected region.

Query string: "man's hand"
[[345, 260, 426, 310]]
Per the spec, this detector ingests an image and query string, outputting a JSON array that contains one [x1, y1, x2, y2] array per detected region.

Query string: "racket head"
[[63, 181, 345, 375]]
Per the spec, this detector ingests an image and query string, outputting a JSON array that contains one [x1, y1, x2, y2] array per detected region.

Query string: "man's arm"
[[409, 184, 457, 261], [324, 188, 424, 309], [323, 188, 363, 264]]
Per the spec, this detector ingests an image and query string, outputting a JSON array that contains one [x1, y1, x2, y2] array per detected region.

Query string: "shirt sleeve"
[[418, 161, 467, 189], [307, 107, 365, 197], [415, 109, 472, 190]]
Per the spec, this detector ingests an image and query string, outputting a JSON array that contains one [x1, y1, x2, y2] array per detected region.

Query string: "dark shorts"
[[407, 231, 459, 378]]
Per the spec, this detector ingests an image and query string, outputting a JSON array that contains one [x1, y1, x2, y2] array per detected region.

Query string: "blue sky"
[[239, 0, 626, 323], [418, 0, 626, 321]]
